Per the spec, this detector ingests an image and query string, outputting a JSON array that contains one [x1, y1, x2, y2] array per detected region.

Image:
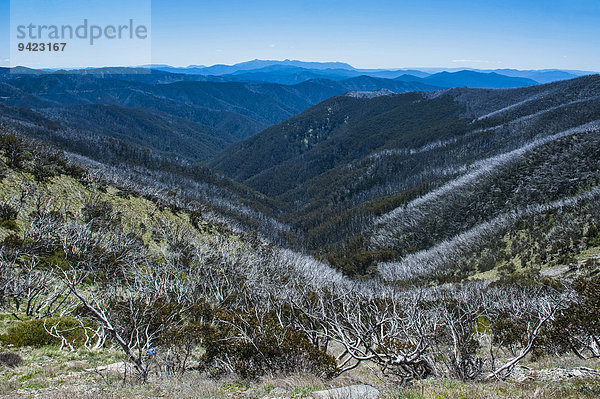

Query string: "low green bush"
[[0, 219, 19, 231], [0, 317, 93, 348], [201, 310, 337, 379], [0, 204, 18, 221]]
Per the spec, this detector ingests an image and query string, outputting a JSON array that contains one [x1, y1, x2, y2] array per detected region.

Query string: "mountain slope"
[[212, 91, 466, 190], [0, 70, 441, 163], [0, 105, 293, 244], [374, 121, 600, 281], [4, 66, 599, 282], [213, 75, 600, 276]]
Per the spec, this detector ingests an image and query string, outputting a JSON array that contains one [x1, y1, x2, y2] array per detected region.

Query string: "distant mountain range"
[[27, 59, 596, 87], [144, 59, 356, 75], [138, 59, 595, 86]]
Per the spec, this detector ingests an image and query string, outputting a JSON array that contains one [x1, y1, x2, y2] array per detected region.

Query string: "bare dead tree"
[[485, 285, 568, 381]]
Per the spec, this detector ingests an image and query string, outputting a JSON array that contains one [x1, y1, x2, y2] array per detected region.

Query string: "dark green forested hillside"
[[214, 75, 600, 277], [0, 69, 440, 164]]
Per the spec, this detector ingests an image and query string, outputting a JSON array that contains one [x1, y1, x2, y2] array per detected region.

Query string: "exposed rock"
[[539, 264, 572, 277], [85, 361, 131, 374], [511, 366, 600, 383], [185, 360, 201, 370], [310, 384, 380, 399]]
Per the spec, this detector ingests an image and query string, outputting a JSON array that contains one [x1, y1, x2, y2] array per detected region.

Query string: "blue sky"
[[1, 0, 599, 70]]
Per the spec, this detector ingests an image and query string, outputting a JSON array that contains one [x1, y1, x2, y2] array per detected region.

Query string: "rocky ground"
[[1, 347, 599, 399]]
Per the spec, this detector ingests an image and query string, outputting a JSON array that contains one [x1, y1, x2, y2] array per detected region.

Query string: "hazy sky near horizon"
[[0, 0, 599, 70]]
